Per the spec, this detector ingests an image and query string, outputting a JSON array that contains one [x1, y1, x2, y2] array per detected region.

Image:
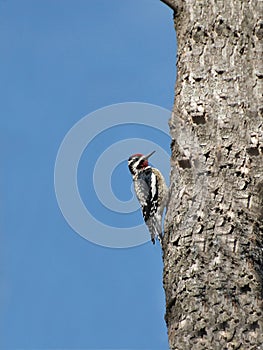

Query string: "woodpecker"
[[128, 151, 168, 245]]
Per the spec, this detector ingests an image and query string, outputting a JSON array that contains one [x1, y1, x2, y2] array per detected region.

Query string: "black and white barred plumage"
[[128, 151, 168, 245]]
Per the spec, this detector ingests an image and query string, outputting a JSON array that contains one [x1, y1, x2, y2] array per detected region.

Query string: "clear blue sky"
[[1, 1, 176, 349]]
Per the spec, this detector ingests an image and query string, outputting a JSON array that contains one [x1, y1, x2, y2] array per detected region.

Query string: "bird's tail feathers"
[[147, 215, 162, 245]]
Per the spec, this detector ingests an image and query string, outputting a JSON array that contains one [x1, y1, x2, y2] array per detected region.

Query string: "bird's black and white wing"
[[134, 168, 162, 244]]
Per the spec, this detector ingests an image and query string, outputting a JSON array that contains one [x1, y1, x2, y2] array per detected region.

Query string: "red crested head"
[[128, 153, 148, 167], [128, 151, 156, 175]]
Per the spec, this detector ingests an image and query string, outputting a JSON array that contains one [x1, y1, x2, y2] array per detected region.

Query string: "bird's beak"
[[143, 150, 156, 160]]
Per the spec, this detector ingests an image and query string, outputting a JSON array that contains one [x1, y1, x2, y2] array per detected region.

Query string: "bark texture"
[[162, 1, 263, 349]]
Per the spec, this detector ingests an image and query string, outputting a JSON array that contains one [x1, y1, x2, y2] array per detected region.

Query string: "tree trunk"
[[161, 0, 263, 348]]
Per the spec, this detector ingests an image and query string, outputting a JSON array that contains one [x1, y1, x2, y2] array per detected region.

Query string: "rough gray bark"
[[161, 0, 263, 349]]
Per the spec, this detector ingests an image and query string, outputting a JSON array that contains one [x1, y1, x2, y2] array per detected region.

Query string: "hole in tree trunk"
[[246, 147, 260, 156], [178, 159, 192, 169], [240, 284, 251, 293], [192, 115, 206, 124], [197, 327, 207, 337]]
